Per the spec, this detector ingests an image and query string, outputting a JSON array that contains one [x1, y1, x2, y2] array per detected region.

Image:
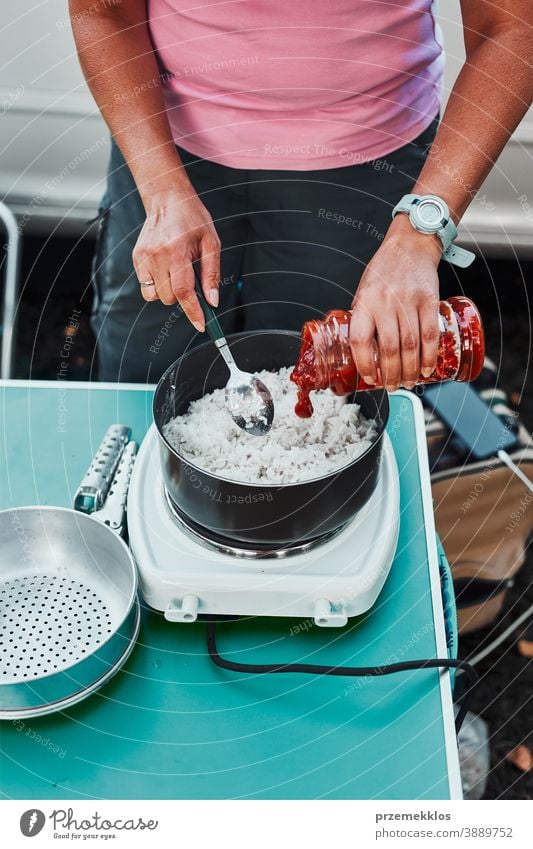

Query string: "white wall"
[[437, 0, 533, 252], [1, 0, 110, 233]]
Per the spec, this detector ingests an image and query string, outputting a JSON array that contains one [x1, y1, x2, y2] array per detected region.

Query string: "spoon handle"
[[193, 263, 226, 343], [202, 298, 226, 344], [194, 264, 237, 373]]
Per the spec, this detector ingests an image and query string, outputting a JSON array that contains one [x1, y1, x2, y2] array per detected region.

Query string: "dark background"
[[8, 234, 533, 799], [13, 235, 533, 431]]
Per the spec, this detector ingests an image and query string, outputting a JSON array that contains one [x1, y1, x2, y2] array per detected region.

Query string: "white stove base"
[[127, 426, 400, 627]]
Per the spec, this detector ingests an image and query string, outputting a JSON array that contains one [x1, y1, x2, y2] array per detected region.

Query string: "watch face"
[[419, 202, 442, 224], [416, 199, 445, 227], [413, 197, 446, 231]]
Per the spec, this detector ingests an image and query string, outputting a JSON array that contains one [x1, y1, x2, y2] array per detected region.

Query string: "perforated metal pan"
[[0, 432, 139, 719]]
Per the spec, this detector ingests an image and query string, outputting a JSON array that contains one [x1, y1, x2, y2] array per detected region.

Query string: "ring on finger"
[[139, 278, 155, 288]]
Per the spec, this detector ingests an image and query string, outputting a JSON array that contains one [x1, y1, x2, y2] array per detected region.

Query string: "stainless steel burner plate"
[[163, 486, 347, 559]]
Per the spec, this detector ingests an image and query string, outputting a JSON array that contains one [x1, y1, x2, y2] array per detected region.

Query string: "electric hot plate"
[[128, 425, 400, 627]]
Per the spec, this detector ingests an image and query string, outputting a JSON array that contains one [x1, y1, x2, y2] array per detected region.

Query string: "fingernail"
[[421, 367, 434, 378], [385, 385, 396, 393], [209, 288, 219, 308], [404, 381, 415, 390], [192, 320, 205, 333], [362, 375, 375, 386]]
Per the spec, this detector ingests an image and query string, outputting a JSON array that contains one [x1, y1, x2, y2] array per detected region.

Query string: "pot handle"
[[91, 441, 138, 537], [73, 424, 131, 513]]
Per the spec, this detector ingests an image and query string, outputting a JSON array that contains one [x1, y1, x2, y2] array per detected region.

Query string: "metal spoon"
[[197, 288, 274, 436]]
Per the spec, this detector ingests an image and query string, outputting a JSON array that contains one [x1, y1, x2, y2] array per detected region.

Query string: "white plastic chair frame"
[[0, 202, 21, 379]]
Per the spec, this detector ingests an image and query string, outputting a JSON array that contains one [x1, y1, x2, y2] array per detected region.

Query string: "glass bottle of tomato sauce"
[[290, 296, 485, 418]]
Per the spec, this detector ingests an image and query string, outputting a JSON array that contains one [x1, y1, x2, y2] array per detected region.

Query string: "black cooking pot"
[[153, 331, 389, 548]]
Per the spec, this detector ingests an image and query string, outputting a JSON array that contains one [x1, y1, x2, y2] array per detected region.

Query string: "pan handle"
[[91, 441, 138, 536], [73, 425, 131, 513]]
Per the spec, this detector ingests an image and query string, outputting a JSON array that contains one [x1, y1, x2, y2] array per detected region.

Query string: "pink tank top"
[[148, 0, 443, 170]]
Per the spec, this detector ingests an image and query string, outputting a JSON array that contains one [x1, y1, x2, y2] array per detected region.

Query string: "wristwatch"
[[392, 194, 476, 268]]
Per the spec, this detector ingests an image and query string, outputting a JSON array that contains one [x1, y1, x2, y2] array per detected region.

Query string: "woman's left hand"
[[349, 214, 443, 391]]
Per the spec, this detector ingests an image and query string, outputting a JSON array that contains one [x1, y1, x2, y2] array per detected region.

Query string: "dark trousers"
[[90, 118, 438, 382]]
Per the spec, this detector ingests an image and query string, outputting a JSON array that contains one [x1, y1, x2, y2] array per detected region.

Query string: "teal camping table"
[[0, 381, 460, 800]]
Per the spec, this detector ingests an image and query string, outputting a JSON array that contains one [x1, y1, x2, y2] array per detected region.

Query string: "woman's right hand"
[[132, 189, 221, 331]]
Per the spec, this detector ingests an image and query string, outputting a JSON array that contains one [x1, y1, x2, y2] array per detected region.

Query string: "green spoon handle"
[[193, 263, 225, 343], [202, 297, 226, 343]]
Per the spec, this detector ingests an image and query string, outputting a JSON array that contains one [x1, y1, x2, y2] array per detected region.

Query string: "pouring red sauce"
[[292, 331, 318, 418], [290, 297, 484, 418]]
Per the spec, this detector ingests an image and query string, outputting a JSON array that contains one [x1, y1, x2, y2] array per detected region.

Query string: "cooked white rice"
[[162, 367, 377, 484]]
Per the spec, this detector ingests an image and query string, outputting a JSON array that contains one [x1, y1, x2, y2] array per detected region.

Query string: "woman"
[[70, 0, 532, 384]]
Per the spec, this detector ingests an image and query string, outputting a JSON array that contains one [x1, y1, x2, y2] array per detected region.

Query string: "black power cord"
[[206, 619, 478, 733]]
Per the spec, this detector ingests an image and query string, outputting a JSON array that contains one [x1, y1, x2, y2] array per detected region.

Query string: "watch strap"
[[392, 194, 420, 217], [442, 243, 476, 268], [439, 216, 457, 252]]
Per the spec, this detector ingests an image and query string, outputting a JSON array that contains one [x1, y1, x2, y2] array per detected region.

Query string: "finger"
[[398, 306, 420, 388], [349, 307, 378, 385], [151, 260, 178, 306], [134, 246, 178, 306], [200, 234, 221, 308], [133, 252, 159, 303], [170, 260, 205, 332], [419, 298, 440, 378], [376, 313, 401, 391], [139, 278, 158, 302]]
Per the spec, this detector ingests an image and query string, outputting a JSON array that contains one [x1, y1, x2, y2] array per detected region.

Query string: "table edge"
[[399, 389, 462, 800], [0, 379, 156, 391]]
